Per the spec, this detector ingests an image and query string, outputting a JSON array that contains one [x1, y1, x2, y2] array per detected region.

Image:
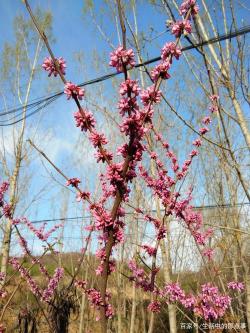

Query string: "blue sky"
[[0, 0, 249, 255]]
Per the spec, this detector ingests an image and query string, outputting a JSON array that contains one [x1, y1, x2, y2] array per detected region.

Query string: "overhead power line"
[[0, 25, 250, 127], [28, 202, 250, 224]]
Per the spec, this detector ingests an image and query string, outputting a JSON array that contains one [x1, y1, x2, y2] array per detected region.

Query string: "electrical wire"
[[28, 202, 250, 224], [0, 25, 249, 126]]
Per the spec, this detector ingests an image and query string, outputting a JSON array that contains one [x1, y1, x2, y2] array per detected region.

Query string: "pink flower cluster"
[[227, 281, 244, 291], [87, 289, 114, 320], [197, 93, 220, 138], [209, 94, 219, 113], [128, 260, 153, 292], [177, 201, 213, 246], [161, 42, 182, 63], [151, 61, 171, 82], [128, 262, 231, 320], [0, 273, 7, 299], [140, 85, 162, 106], [22, 217, 62, 242], [142, 245, 157, 257], [0, 181, 12, 219], [15, 232, 50, 279], [95, 247, 116, 276], [161, 282, 231, 320], [139, 144, 213, 254], [193, 283, 231, 320], [73, 108, 112, 164], [163, 282, 185, 302], [147, 300, 161, 313], [64, 82, 85, 100], [109, 46, 135, 72], [2, 203, 12, 218], [75, 280, 114, 319], [42, 54, 112, 168], [202, 248, 214, 260], [41, 268, 64, 302], [42, 56, 66, 77], [9, 257, 41, 297], [74, 109, 96, 131], [89, 131, 108, 148], [0, 181, 9, 207], [66, 177, 81, 187], [76, 191, 91, 202], [179, 0, 199, 17], [171, 20, 192, 37], [150, 10, 193, 83]]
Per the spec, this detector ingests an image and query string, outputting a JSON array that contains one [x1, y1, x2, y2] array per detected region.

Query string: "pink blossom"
[[0, 181, 9, 206], [199, 127, 209, 135], [108, 260, 116, 274], [9, 257, 41, 297], [43, 224, 62, 241], [107, 163, 123, 184], [119, 113, 143, 136], [105, 303, 114, 319], [0, 273, 5, 282], [41, 268, 64, 302], [90, 204, 113, 230], [74, 110, 96, 131], [162, 141, 169, 149], [193, 283, 231, 320], [3, 204, 11, 218], [151, 61, 171, 82], [87, 288, 103, 307], [109, 46, 135, 72], [210, 94, 219, 102], [64, 82, 85, 100], [75, 279, 87, 290], [147, 300, 161, 313], [94, 150, 113, 163], [76, 191, 90, 202], [209, 105, 218, 113], [0, 273, 7, 299], [181, 295, 196, 308], [227, 281, 244, 291], [78, 287, 114, 319], [119, 79, 140, 96], [0, 182, 9, 193], [66, 177, 81, 187], [202, 116, 211, 125], [11, 218, 21, 226], [202, 248, 214, 260], [118, 97, 139, 116], [0, 290, 7, 299], [128, 260, 152, 292], [42, 56, 66, 77], [161, 42, 182, 63], [140, 85, 162, 106], [171, 20, 192, 37], [193, 138, 202, 147], [142, 245, 157, 256], [189, 149, 198, 158], [22, 217, 61, 242], [179, 0, 199, 17], [89, 131, 108, 148], [163, 282, 185, 302]]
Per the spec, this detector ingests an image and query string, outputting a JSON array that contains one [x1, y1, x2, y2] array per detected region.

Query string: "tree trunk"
[[160, 240, 177, 333], [129, 282, 137, 333]]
